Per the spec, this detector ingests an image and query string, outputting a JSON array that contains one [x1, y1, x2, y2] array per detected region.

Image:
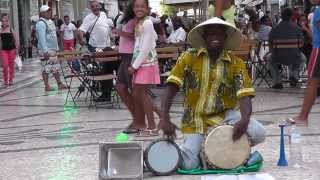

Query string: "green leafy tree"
[[160, 2, 176, 16]]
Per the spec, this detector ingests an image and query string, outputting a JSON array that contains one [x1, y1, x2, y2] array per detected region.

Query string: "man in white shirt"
[[256, 16, 272, 41], [166, 17, 186, 44], [78, 0, 117, 102], [79, 0, 113, 51], [60, 15, 77, 50]]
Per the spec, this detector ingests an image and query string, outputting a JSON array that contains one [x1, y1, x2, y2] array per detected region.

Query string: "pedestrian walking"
[[0, 13, 19, 86], [112, 1, 144, 134], [289, 0, 320, 126], [128, 0, 161, 136], [36, 5, 67, 91], [60, 15, 77, 51]]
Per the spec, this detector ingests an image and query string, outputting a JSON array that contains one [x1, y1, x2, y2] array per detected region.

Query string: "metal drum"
[[144, 139, 181, 176], [202, 125, 251, 169]]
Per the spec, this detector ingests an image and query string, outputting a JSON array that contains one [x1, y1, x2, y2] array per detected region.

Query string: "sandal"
[[45, 86, 54, 92], [122, 123, 143, 134], [135, 128, 159, 137], [123, 126, 141, 134], [285, 117, 308, 126], [58, 83, 68, 90]]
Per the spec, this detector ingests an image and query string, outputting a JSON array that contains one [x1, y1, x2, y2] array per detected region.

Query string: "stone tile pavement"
[[0, 68, 319, 179], [0, 57, 42, 97]]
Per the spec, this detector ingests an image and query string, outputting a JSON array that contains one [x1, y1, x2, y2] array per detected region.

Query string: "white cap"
[[39, 5, 50, 13]]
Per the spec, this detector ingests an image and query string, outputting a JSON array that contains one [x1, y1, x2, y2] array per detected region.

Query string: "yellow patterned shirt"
[[166, 48, 255, 134]]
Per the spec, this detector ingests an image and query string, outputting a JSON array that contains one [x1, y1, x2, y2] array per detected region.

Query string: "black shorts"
[[117, 53, 133, 87], [308, 48, 320, 78]]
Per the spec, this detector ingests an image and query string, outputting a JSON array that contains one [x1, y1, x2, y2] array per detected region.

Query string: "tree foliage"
[[160, 2, 176, 16]]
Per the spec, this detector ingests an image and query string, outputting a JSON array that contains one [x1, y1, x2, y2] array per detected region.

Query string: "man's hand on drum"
[[159, 117, 178, 140], [233, 97, 252, 141], [232, 119, 249, 141]]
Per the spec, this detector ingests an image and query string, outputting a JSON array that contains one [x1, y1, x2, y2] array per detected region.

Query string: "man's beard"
[[207, 47, 223, 58]]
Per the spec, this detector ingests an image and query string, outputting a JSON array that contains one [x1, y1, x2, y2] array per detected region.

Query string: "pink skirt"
[[133, 65, 160, 84]]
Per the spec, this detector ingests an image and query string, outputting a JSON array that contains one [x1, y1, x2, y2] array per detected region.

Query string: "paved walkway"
[[0, 57, 42, 96], [0, 63, 319, 179]]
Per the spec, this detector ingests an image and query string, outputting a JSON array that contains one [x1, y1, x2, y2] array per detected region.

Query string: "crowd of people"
[[2, 0, 320, 172]]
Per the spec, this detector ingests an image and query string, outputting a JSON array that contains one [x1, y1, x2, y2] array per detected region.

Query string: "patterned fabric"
[[166, 48, 255, 134], [41, 56, 61, 74], [131, 17, 158, 69]]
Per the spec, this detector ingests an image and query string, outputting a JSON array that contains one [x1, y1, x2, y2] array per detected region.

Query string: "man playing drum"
[[159, 17, 266, 170]]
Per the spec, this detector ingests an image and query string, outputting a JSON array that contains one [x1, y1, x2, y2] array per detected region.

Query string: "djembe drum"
[[144, 139, 181, 176], [202, 125, 251, 169]]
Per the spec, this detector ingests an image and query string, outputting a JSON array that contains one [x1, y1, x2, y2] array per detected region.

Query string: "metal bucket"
[[99, 142, 143, 180]]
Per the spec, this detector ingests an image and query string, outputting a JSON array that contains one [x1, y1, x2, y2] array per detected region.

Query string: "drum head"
[[203, 125, 250, 169], [144, 139, 181, 176]]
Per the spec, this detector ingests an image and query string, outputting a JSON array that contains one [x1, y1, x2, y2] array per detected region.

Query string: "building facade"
[[0, 0, 21, 47]]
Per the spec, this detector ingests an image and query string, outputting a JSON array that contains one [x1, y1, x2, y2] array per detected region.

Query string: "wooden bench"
[[57, 51, 82, 62], [91, 51, 120, 63], [271, 39, 304, 49], [156, 46, 182, 84], [269, 39, 306, 86], [232, 40, 256, 61], [87, 74, 116, 81], [156, 46, 180, 61], [56, 51, 86, 105]]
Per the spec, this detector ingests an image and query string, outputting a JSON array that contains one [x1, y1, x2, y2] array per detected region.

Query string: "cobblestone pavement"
[[0, 57, 42, 96], [0, 73, 319, 180]]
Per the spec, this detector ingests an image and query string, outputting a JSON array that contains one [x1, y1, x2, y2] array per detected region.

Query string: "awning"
[[163, 0, 200, 4], [163, 0, 214, 5], [238, 0, 264, 6]]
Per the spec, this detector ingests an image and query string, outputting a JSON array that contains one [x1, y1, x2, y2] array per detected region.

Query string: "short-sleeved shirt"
[[256, 24, 272, 41], [166, 27, 186, 44], [79, 12, 113, 48], [60, 23, 77, 40], [313, 7, 320, 48], [36, 18, 59, 54], [119, 19, 135, 54], [269, 20, 303, 65], [166, 48, 255, 134]]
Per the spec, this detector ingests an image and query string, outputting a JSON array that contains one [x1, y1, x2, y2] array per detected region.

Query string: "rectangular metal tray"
[[99, 142, 143, 180]]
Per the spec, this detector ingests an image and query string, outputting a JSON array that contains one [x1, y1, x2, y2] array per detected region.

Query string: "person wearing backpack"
[[36, 5, 67, 91]]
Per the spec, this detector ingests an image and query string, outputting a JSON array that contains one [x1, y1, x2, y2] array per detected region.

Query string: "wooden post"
[[201, 0, 209, 21]]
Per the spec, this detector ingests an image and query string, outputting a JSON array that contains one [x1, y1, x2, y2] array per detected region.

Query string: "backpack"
[[31, 28, 38, 47], [37, 19, 50, 33], [113, 13, 122, 27]]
